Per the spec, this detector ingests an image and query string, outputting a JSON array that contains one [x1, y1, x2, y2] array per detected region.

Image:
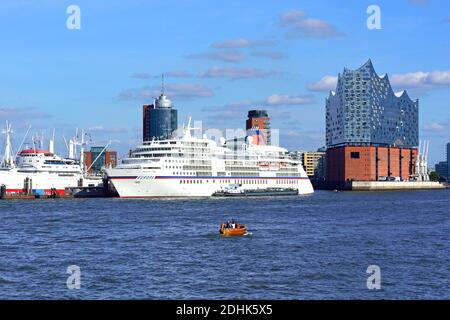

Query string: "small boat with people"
[[219, 220, 247, 236]]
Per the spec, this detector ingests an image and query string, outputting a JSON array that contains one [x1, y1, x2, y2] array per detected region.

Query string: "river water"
[[0, 189, 449, 299]]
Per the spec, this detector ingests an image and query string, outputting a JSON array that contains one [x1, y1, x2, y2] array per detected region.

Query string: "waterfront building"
[[301, 150, 326, 178], [325, 60, 419, 183], [84, 146, 117, 174], [143, 93, 178, 141], [246, 110, 271, 145], [435, 161, 448, 180]]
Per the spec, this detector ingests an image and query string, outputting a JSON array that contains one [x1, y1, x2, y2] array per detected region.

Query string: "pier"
[[313, 180, 446, 191]]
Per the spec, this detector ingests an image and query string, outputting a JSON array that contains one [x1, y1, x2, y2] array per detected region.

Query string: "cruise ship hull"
[[106, 171, 314, 198]]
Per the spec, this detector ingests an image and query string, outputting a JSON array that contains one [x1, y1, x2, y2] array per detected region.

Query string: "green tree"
[[429, 171, 439, 181]]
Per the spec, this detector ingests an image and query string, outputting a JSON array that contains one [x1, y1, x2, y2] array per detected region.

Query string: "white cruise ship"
[[105, 119, 314, 198]]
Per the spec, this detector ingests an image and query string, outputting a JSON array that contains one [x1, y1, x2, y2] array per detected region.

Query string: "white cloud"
[[88, 126, 128, 134], [119, 83, 214, 101], [286, 130, 301, 137], [132, 70, 193, 79], [279, 9, 341, 38], [251, 51, 285, 60], [280, 129, 325, 151], [306, 75, 338, 91], [266, 94, 314, 106], [424, 121, 449, 134], [390, 70, 450, 89], [0, 106, 50, 120], [211, 39, 275, 49], [307, 70, 450, 93], [279, 10, 307, 26], [200, 67, 275, 80], [164, 70, 193, 78], [186, 50, 245, 63]]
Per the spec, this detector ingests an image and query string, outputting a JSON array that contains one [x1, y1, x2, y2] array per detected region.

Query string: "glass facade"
[[143, 94, 178, 141], [90, 147, 106, 173], [147, 108, 177, 140], [326, 60, 418, 148]]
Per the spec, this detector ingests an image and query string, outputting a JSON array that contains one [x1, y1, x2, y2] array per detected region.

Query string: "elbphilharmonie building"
[[326, 59, 418, 148], [325, 60, 419, 184]]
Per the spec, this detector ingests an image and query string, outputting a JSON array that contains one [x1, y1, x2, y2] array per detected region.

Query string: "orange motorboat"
[[219, 221, 247, 236]]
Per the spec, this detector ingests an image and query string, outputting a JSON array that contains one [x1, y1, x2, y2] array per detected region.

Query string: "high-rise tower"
[[246, 110, 271, 145], [142, 78, 178, 141]]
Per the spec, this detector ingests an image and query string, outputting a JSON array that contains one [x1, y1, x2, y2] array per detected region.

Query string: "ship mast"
[[1, 121, 15, 168], [182, 117, 200, 139], [80, 128, 85, 173]]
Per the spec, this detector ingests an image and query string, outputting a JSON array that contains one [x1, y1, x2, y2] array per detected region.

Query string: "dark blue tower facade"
[[143, 93, 178, 141]]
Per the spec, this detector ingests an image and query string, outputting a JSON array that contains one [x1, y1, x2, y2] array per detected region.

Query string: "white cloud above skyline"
[[250, 51, 285, 60], [390, 70, 450, 90], [0, 106, 51, 120], [200, 67, 276, 80], [132, 70, 193, 79], [279, 9, 342, 38], [266, 94, 315, 106], [211, 38, 276, 49], [186, 50, 246, 63], [306, 70, 450, 93], [306, 75, 338, 92], [119, 83, 215, 101]]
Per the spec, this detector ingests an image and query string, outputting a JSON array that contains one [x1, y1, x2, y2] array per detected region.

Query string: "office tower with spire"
[[142, 76, 178, 141]]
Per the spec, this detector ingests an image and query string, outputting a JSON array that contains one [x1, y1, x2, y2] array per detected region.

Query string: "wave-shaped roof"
[[327, 59, 416, 104]]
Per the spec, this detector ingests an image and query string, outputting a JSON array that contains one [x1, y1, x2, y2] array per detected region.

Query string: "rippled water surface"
[[0, 190, 449, 299]]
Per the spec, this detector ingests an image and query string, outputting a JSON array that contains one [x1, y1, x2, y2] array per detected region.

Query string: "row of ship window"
[[179, 179, 299, 185]]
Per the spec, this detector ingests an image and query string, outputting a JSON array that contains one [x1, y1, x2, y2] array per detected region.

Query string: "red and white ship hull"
[[0, 168, 101, 195]]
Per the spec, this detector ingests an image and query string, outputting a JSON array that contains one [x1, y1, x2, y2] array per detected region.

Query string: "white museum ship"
[[0, 121, 102, 196]]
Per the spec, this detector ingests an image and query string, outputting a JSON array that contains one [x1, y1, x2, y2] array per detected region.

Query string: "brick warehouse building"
[[326, 146, 418, 182], [84, 147, 117, 174], [325, 60, 419, 184]]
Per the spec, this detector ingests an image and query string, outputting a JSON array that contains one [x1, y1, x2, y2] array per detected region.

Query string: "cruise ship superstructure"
[[105, 119, 314, 198]]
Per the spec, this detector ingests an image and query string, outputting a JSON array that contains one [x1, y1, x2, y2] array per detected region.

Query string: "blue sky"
[[0, 0, 449, 164]]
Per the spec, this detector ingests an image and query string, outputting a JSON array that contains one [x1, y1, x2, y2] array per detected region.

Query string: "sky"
[[0, 0, 449, 164]]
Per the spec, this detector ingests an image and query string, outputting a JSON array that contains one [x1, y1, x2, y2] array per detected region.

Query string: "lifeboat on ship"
[[219, 221, 247, 236]]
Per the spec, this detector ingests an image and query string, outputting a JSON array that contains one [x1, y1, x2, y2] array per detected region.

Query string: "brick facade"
[[326, 146, 417, 183]]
